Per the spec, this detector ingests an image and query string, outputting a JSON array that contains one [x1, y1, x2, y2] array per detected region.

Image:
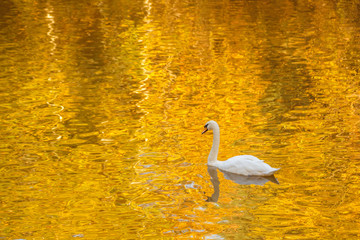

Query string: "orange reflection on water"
[[1, 0, 360, 239]]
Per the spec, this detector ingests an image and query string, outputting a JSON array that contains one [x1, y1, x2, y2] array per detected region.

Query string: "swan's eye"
[[204, 124, 208, 128]]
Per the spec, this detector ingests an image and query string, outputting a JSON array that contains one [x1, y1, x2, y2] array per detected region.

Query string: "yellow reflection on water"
[[1, 0, 360, 239]]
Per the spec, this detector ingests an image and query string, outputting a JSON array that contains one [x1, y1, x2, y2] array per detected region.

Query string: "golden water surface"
[[1, 0, 360, 239]]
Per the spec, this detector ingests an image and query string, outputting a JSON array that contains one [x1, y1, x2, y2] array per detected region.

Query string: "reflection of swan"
[[202, 120, 280, 176], [218, 167, 279, 185], [206, 166, 220, 202], [206, 166, 279, 202]]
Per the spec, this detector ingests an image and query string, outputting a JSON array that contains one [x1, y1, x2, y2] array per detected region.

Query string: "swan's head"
[[202, 120, 218, 134]]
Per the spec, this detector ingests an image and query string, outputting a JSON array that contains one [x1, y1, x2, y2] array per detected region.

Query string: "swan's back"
[[213, 155, 280, 176]]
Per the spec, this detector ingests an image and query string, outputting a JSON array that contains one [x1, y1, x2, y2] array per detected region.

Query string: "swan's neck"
[[208, 126, 220, 164]]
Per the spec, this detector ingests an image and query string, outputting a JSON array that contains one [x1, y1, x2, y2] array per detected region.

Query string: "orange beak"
[[202, 128, 208, 134]]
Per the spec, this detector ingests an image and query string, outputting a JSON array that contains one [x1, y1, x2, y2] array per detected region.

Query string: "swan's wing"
[[233, 155, 264, 162], [218, 155, 278, 176]]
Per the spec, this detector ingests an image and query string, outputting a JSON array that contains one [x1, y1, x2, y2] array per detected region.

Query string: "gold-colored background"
[[1, 0, 360, 238]]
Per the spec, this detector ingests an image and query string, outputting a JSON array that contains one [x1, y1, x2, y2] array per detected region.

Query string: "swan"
[[202, 120, 280, 176]]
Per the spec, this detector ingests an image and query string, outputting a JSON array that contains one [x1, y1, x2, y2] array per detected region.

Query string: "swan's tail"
[[268, 168, 280, 176]]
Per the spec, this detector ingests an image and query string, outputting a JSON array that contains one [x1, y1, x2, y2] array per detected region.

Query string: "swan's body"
[[202, 120, 280, 176]]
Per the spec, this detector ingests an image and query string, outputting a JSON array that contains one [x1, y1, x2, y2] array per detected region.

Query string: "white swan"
[[202, 120, 280, 176]]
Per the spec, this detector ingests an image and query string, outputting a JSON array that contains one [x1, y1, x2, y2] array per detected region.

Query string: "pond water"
[[1, 0, 360, 239]]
